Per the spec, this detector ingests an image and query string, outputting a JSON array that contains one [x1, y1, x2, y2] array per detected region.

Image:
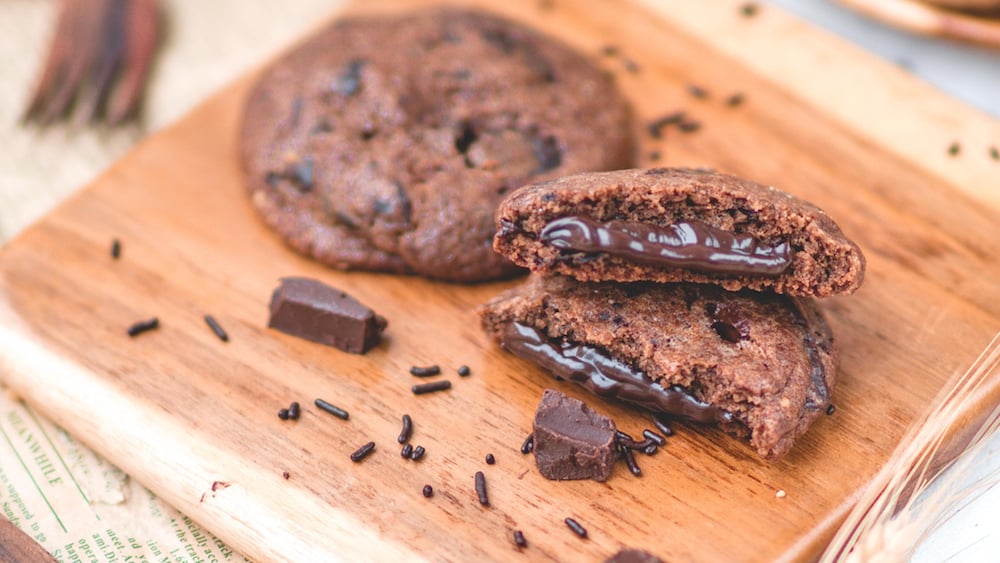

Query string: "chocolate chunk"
[[267, 277, 387, 353], [532, 389, 618, 481], [605, 549, 665, 563], [330, 59, 365, 96]]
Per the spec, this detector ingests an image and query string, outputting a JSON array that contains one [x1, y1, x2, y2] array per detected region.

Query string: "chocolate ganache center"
[[539, 216, 791, 275], [500, 322, 733, 424]]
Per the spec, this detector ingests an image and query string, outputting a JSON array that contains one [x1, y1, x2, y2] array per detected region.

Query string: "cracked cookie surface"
[[241, 8, 634, 282]]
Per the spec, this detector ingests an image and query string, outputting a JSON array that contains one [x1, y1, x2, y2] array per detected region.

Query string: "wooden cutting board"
[[2, 0, 999, 561]]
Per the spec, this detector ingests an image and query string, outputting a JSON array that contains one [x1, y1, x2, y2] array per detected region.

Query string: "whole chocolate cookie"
[[494, 167, 865, 296], [479, 275, 837, 459], [241, 8, 634, 282]]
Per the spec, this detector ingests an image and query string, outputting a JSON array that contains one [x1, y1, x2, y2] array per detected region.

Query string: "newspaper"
[[0, 387, 249, 563]]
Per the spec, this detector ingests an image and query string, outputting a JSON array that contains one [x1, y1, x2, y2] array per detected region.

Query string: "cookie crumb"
[[282, 471, 290, 480], [776, 489, 786, 498]]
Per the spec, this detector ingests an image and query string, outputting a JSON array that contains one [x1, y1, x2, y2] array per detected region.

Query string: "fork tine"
[[22, 0, 81, 122], [80, 0, 129, 123], [38, 0, 110, 125], [107, 0, 162, 125]]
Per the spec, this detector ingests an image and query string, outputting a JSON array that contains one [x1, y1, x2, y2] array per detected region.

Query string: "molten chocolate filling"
[[500, 323, 733, 425], [539, 216, 791, 275]]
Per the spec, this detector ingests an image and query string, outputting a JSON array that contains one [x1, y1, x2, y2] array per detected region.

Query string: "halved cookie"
[[494, 167, 865, 296], [479, 274, 837, 459]]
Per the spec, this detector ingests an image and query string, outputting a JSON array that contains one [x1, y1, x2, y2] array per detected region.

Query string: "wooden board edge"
[[0, 297, 423, 562], [639, 0, 1000, 211]]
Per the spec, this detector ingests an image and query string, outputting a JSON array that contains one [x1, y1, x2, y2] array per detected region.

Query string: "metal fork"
[[22, 0, 162, 127]]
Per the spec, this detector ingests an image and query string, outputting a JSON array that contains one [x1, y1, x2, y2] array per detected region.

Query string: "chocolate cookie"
[[494, 167, 865, 296], [241, 8, 634, 282], [479, 275, 837, 459]]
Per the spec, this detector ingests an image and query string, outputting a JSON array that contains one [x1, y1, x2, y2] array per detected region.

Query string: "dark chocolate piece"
[[398, 414, 413, 443], [539, 217, 791, 275], [513, 530, 528, 548], [564, 517, 588, 539], [504, 324, 734, 424], [457, 365, 471, 377], [409, 365, 441, 377], [110, 238, 122, 259], [127, 317, 159, 337], [475, 471, 489, 506], [412, 380, 452, 395], [350, 441, 376, 462], [268, 277, 386, 354], [315, 398, 349, 420], [204, 315, 229, 342], [422, 484, 433, 498], [532, 389, 618, 482], [605, 549, 665, 563]]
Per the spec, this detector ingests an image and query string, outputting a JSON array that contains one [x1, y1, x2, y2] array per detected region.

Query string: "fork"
[[22, 0, 162, 127]]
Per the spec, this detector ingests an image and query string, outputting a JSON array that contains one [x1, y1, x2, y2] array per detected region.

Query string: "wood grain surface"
[[1, 0, 999, 561]]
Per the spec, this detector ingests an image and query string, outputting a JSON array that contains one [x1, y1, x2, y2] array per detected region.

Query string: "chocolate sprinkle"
[[687, 84, 708, 99], [288, 402, 301, 420], [652, 415, 675, 437], [410, 445, 426, 461], [127, 317, 159, 337], [948, 142, 961, 156], [409, 365, 442, 377], [989, 146, 998, 161], [826, 404, 836, 415], [204, 315, 229, 342], [398, 414, 413, 443], [725, 93, 745, 107], [740, 2, 759, 17], [647, 111, 685, 139], [622, 58, 640, 74], [282, 471, 290, 480], [514, 530, 528, 548], [485, 453, 496, 465], [412, 380, 452, 395], [422, 484, 434, 498], [350, 441, 376, 462], [475, 471, 489, 506], [520, 434, 535, 454], [678, 120, 702, 133], [622, 446, 642, 477], [314, 398, 349, 420], [110, 238, 121, 259], [278, 408, 289, 420], [642, 429, 666, 446], [457, 365, 471, 377], [565, 517, 588, 539], [643, 444, 658, 456], [401, 443, 413, 458], [600, 44, 619, 57]]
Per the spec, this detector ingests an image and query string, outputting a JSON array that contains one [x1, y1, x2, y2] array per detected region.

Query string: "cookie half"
[[479, 275, 837, 459], [494, 167, 865, 296], [241, 8, 634, 282]]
